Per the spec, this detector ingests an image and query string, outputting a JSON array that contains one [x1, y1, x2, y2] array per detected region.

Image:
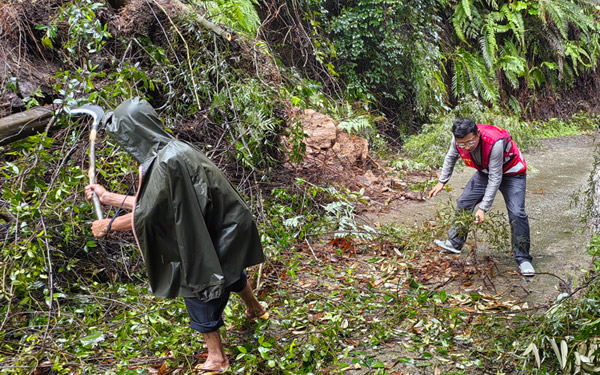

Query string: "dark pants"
[[448, 172, 532, 264], [184, 270, 247, 333]]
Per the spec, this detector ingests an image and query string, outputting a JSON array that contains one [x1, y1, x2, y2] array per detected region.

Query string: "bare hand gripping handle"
[[71, 105, 105, 220]]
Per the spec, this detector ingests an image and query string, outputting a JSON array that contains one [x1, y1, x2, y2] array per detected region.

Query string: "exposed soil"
[[359, 134, 600, 309], [520, 75, 600, 122], [277, 134, 595, 374]]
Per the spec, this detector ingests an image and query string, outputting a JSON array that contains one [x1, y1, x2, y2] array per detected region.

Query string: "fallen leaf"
[[157, 362, 168, 375]]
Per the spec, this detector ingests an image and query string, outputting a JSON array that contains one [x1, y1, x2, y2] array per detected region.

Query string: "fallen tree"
[[0, 106, 53, 145]]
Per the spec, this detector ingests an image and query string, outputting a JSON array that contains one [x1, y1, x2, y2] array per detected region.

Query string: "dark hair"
[[452, 117, 478, 138]]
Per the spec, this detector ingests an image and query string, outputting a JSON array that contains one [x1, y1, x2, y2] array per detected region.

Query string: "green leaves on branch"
[[519, 235, 600, 372], [58, 0, 111, 56]]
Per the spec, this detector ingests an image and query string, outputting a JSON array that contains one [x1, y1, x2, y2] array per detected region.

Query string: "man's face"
[[456, 130, 480, 153]]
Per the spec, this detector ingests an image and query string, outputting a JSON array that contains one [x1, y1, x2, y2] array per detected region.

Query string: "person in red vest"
[[428, 117, 534, 276]]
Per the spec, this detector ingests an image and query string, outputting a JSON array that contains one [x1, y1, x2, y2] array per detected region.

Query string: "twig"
[[534, 271, 568, 286], [42, 115, 57, 136], [38, 210, 54, 342], [471, 227, 478, 266], [550, 272, 600, 308], [145, 0, 182, 66], [0, 283, 14, 332], [176, 0, 232, 41], [255, 263, 263, 292], [305, 238, 320, 262], [264, 275, 357, 316], [150, 0, 201, 110], [433, 276, 456, 291]]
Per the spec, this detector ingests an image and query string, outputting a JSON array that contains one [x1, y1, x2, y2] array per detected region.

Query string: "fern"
[[462, 0, 474, 19], [499, 40, 525, 89], [482, 0, 498, 7], [541, 25, 566, 57], [337, 116, 374, 135], [508, 95, 521, 115], [539, 0, 569, 38], [452, 48, 499, 102], [453, 1, 470, 43], [453, 0, 481, 43], [501, 4, 525, 47], [449, 0, 599, 108], [538, 0, 595, 39], [498, 56, 525, 88], [481, 13, 498, 68], [526, 66, 546, 89], [565, 40, 593, 74]]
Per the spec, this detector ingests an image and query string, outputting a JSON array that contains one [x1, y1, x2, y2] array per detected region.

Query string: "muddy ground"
[[360, 134, 600, 308]]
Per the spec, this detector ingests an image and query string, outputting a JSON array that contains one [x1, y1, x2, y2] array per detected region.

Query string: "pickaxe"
[[71, 105, 105, 220]]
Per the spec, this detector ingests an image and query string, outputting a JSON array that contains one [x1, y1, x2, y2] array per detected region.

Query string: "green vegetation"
[[533, 112, 600, 139], [2, 0, 600, 374], [403, 101, 598, 169], [402, 97, 538, 168], [0, 181, 534, 373], [519, 236, 600, 374], [293, 0, 600, 125]]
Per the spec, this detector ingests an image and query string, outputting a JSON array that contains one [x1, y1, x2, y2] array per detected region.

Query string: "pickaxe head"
[[71, 104, 105, 127]]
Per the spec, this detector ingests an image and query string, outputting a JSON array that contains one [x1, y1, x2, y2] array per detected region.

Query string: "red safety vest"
[[456, 124, 526, 175]]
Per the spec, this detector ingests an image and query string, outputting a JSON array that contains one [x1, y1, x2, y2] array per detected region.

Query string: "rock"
[[331, 131, 369, 164], [284, 108, 369, 171], [298, 109, 337, 151], [390, 178, 408, 190], [356, 170, 379, 187]]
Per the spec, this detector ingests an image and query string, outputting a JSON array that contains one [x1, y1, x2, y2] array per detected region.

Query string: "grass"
[[533, 112, 599, 139]]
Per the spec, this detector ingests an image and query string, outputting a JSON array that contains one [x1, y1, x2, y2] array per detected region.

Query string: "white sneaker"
[[519, 261, 535, 276], [434, 239, 461, 254]]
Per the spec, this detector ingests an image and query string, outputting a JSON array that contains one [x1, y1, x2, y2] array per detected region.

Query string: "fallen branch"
[[170, 0, 232, 41]]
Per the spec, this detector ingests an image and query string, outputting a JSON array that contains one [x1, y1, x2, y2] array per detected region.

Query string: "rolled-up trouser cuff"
[[184, 270, 248, 333]]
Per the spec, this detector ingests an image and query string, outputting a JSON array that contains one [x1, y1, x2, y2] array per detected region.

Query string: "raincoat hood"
[[106, 97, 173, 171], [108, 97, 265, 301]]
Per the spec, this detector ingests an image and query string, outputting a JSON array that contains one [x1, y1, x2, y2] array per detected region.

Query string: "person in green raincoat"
[[85, 97, 267, 372]]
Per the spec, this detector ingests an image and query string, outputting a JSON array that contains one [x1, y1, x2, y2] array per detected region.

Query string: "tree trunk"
[[0, 107, 53, 146]]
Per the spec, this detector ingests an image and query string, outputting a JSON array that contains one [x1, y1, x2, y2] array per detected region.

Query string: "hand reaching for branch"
[[428, 182, 445, 198], [475, 209, 485, 224]]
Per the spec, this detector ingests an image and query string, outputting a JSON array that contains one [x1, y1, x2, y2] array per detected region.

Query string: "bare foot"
[[197, 357, 230, 373], [198, 331, 229, 373], [244, 305, 269, 322]]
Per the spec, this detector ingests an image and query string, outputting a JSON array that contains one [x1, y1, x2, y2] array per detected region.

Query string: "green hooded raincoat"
[[106, 97, 265, 301]]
